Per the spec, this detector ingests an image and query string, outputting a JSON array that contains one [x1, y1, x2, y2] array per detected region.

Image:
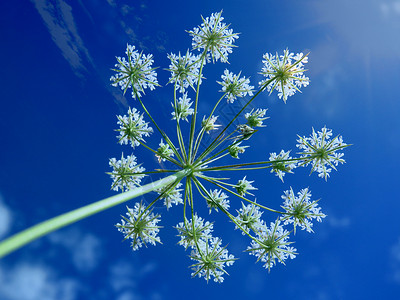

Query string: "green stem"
[[0, 169, 191, 259]]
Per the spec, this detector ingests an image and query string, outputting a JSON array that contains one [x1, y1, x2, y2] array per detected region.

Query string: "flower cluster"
[[217, 69, 254, 103], [157, 182, 183, 209], [234, 202, 264, 234], [156, 139, 174, 162], [109, 153, 145, 192], [245, 108, 269, 128], [247, 220, 297, 272], [116, 202, 162, 251], [171, 93, 194, 122], [259, 49, 309, 103], [107, 11, 349, 284], [189, 237, 236, 283], [116, 107, 153, 148], [206, 189, 230, 213], [297, 126, 348, 180], [269, 150, 297, 182], [167, 51, 202, 93], [280, 187, 326, 233], [110, 44, 159, 99], [188, 11, 239, 63], [175, 215, 214, 250]]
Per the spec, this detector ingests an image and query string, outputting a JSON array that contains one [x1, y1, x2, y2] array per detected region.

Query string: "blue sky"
[[1, 0, 400, 299]]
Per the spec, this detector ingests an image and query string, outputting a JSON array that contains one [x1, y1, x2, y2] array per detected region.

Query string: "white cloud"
[[390, 237, 400, 283], [310, 0, 400, 60], [106, 0, 116, 7], [380, 0, 400, 15], [48, 228, 102, 273], [31, 0, 93, 78], [108, 259, 158, 299], [0, 194, 12, 239], [0, 262, 80, 300], [327, 216, 350, 228]]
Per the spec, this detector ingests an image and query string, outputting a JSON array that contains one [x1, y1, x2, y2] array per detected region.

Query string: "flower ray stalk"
[[172, 81, 188, 163], [195, 76, 276, 163], [198, 174, 282, 214], [188, 53, 207, 162], [192, 177, 258, 242], [192, 92, 227, 160], [137, 95, 184, 164]]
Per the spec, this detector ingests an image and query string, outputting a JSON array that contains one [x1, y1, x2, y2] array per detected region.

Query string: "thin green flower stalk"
[[0, 11, 350, 284]]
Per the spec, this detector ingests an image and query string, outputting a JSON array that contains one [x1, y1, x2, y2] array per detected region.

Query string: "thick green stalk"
[[0, 169, 191, 259]]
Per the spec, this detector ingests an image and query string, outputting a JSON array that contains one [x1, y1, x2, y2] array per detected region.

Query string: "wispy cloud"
[[31, 0, 93, 78], [310, 0, 400, 60], [327, 216, 350, 228], [48, 228, 103, 273], [0, 262, 80, 300], [108, 258, 158, 299], [0, 194, 12, 239], [390, 237, 400, 283]]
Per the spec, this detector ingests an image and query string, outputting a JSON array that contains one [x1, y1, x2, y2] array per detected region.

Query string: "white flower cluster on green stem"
[[105, 11, 350, 283]]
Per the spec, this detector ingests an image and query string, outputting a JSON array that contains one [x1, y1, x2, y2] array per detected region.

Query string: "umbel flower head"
[[110, 44, 159, 99], [116, 107, 153, 148], [245, 108, 269, 128], [109, 153, 145, 192], [188, 10, 239, 63], [269, 150, 297, 182], [206, 189, 230, 213], [247, 220, 297, 272], [259, 49, 309, 103], [280, 187, 326, 233], [190, 237, 236, 283], [107, 11, 350, 283], [116, 202, 162, 251], [234, 202, 264, 235], [175, 215, 214, 250], [157, 182, 183, 209], [156, 139, 174, 163], [166, 50, 202, 93], [171, 93, 194, 122], [297, 127, 348, 180], [217, 69, 254, 103]]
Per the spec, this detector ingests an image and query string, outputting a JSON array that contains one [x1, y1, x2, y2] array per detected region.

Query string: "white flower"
[[188, 11, 239, 63], [206, 189, 230, 213], [116, 202, 162, 251], [269, 150, 297, 182], [259, 49, 309, 103], [157, 182, 183, 209], [217, 69, 254, 103], [228, 142, 249, 159], [116, 107, 153, 148], [296, 127, 348, 180], [166, 50, 202, 93], [175, 215, 213, 250], [246, 220, 297, 272], [171, 93, 194, 122], [202, 115, 221, 133], [109, 153, 145, 192], [235, 176, 257, 196], [280, 187, 326, 233], [156, 139, 174, 163], [189, 237, 236, 283], [110, 44, 159, 99], [234, 202, 264, 235], [245, 108, 269, 128]]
